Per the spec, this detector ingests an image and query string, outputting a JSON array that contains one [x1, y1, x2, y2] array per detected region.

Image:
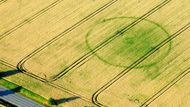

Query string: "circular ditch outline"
[[86, 16, 172, 68]]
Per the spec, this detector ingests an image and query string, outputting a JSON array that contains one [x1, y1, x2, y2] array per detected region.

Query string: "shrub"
[[48, 98, 57, 105]]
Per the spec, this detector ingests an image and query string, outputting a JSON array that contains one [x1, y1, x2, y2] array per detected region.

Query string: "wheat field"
[[0, 0, 190, 107]]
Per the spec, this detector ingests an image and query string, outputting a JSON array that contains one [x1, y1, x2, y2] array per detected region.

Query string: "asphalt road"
[[0, 85, 44, 107]]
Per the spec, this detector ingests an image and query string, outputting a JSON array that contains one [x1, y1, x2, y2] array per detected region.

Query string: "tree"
[[48, 98, 57, 105]]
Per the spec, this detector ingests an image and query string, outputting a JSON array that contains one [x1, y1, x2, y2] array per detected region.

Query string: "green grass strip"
[[0, 78, 49, 106]]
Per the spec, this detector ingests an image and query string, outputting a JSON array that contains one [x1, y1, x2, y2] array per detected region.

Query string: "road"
[[0, 85, 44, 107]]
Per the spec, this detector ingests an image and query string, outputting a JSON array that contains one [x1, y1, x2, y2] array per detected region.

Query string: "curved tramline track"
[[0, 60, 48, 83], [91, 23, 190, 107], [18, 0, 171, 82], [16, 0, 118, 78], [1, 1, 189, 107], [0, 0, 64, 40], [48, 0, 171, 81], [0, 60, 96, 106]]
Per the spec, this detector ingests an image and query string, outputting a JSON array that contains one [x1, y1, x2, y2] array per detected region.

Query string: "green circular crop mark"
[[86, 17, 172, 68]]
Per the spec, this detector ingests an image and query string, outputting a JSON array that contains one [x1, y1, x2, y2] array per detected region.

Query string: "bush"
[[48, 98, 57, 105], [11, 86, 22, 92]]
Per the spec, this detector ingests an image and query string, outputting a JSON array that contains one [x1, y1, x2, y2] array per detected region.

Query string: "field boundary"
[[49, 0, 171, 81], [16, 0, 118, 80], [0, 60, 15, 68], [0, 60, 96, 106], [91, 22, 190, 107], [0, 0, 64, 40]]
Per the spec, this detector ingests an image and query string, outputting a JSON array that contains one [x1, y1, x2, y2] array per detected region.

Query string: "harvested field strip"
[[21, 0, 168, 80]]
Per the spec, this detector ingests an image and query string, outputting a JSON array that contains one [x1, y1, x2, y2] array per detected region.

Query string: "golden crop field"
[[0, 0, 190, 107]]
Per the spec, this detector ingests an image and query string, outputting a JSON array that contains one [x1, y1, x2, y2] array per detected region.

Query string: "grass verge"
[[0, 78, 50, 106]]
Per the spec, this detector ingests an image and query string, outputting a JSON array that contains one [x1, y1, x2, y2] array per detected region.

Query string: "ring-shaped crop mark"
[[86, 17, 172, 68]]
